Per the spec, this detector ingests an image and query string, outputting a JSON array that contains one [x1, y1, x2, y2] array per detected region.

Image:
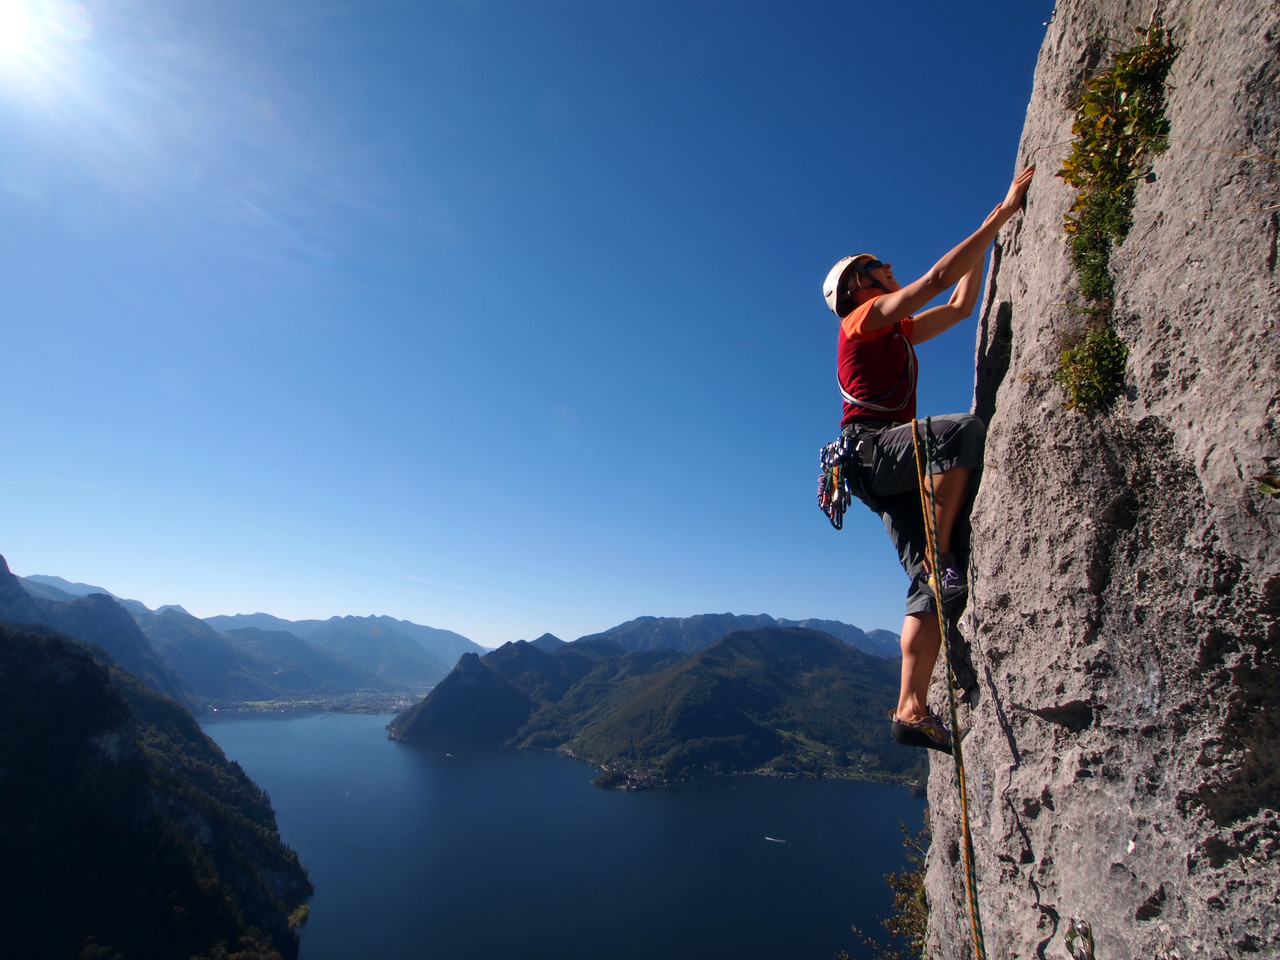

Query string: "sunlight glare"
[[46, 0, 92, 42], [0, 0, 35, 58], [0, 0, 93, 67]]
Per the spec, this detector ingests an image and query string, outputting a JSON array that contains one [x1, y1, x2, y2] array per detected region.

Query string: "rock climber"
[[822, 165, 1034, 752]]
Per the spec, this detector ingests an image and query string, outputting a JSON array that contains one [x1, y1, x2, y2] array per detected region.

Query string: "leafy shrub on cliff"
[[1058, 22, 1175, 301], [1052, 318, 1130, 411], [1054, 22, 1175, 411]]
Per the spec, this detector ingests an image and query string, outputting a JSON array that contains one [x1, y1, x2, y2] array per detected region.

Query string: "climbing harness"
[[912, 416, 988, 960], [816, 430, 882, 529]]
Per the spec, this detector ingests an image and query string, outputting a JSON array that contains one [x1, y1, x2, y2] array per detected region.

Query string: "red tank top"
[[837, 293, 918, 428]]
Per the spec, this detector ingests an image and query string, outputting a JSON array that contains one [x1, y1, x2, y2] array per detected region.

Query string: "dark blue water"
[[203, 713, 925, 960]]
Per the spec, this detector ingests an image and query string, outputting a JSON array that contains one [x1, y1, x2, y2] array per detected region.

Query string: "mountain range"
[[137, 609, 394, 703], [6, 561, 901, 714], [5, 554, 912, 786], [390, 627, 923, 786], [10, 565, 488, 708], [580, 612, 902, 659], [2, 560, 203, 711]]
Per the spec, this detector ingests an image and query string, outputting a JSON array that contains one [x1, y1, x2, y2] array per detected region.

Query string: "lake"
[[202, 712, 926, 960]]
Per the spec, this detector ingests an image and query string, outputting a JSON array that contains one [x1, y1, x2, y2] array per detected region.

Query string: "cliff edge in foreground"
[[928, 2, 1279, 957], [0, 625, 312, 959]]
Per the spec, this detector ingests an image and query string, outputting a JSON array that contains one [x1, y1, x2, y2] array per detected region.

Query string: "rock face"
[[927, 2, 1280, 958]]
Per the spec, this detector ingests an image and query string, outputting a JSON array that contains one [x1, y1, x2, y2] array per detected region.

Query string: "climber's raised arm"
[[853, 165, 1034, 332], [909, 259, 984, 344]]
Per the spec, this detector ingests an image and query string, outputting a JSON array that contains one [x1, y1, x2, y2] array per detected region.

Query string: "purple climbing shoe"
[[927, 552, 968, 607], [891, 710, 953, 754]]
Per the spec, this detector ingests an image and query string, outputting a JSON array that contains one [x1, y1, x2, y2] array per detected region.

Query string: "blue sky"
[[1, 0, 1055, 647]]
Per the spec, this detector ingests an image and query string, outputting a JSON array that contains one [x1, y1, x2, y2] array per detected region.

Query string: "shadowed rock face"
[[927, 2, 1280, 958]]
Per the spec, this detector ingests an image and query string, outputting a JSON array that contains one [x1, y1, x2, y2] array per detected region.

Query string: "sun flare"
[[0, 0, 35, 58]]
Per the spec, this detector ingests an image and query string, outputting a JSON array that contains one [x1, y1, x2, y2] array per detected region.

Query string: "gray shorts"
[[842, 414, 985, 616]]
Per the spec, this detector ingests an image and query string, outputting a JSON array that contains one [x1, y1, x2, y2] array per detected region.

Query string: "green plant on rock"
[[1052, 319, 1129, 412], [1058, 22, 1176, 298], [1052, 22, 1175, 410], [1067, 191, 1132, 302]]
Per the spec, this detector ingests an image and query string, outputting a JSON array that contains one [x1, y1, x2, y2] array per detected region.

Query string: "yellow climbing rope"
[[912, 416, 988, 960]]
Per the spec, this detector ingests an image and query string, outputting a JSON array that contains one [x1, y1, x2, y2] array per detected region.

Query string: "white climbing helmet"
[[823, 253, 879, 315]]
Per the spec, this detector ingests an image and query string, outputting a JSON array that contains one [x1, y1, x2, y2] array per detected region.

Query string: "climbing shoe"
[[890, 710, 952, 754], [927, 552, 968, 607]]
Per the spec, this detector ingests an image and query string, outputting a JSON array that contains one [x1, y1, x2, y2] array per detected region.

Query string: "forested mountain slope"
[[0, 624, 311, 959], [390, 627, 921, 784]]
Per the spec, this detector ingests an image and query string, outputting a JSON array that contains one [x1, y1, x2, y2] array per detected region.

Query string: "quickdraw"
[[817, 434, 858, 529]]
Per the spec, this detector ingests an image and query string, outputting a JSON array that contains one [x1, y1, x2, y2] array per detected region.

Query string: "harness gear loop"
[[817, 435, 853, 530], [817, 429, 884, 529], [912, 417, 988, 960]]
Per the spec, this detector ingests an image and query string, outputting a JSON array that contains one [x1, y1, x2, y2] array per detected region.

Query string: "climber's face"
[[857, 259, 900, 293]]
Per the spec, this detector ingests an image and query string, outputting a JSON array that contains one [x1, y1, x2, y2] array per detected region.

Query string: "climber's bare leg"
[[922, 465, 972, 559], [896, 613, 941, 723]]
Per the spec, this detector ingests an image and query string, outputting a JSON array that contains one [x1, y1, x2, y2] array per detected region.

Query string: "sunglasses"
[[841, 258, 887, 294]]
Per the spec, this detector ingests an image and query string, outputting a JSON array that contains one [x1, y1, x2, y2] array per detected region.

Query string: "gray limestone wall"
[[927, 1, 1280, 957]]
